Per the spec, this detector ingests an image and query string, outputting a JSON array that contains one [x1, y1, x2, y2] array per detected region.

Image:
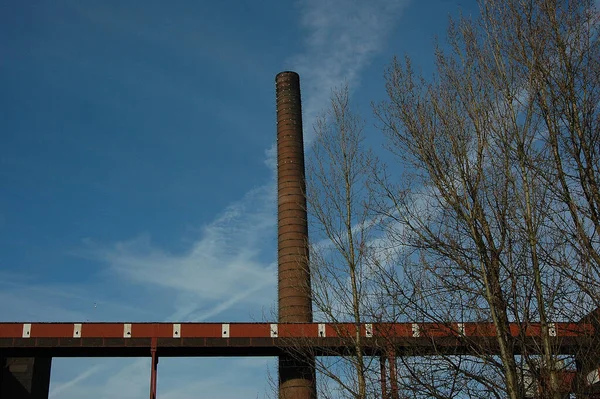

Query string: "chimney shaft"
[[276, 71, 316, 399], [276, 71, 312, 323]]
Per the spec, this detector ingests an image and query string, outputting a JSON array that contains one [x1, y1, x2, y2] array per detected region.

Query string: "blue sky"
[[0, 0, 475, 397]]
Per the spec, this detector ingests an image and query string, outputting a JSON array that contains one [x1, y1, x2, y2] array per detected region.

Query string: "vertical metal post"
[[380, 356, 388, 399], [388, 349, 399, 399], [150, 338, 158, 399]]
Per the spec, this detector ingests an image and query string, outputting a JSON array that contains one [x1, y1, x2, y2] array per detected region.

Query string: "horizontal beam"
[[2, 322, 593, 339], [0, 322, 595, 357]]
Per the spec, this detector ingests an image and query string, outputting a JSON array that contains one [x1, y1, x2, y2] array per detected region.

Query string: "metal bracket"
[[548, 322, 557, 337], [22, 323, 31, 338], [221, 324, 230, 338], [365, 323, 373, 338], [73, 323, 82, 338], [123, 323, 132, 338], [412, 323, 420, 338], [318, 323, 326, 337]]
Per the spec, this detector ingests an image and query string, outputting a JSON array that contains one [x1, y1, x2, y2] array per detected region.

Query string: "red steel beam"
[[1, 322, 592, 340], [0, 322, 595, 358], [2, 322, 597, 396]]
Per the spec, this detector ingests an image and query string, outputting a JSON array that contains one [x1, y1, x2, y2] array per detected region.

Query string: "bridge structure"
[[1, 72, 600, 399]]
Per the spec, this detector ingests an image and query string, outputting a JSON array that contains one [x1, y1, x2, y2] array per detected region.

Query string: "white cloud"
[[158, 358, 274, 399], [83, 182, 278, 322], [288, 0, 411, 134], [77, 0, 411, 332], [50, 357, 275, 399], [265, 0, 411, 170], [13, 0, 411, 396], [0, 273, 157, 322], [49, 364, 105, 398]]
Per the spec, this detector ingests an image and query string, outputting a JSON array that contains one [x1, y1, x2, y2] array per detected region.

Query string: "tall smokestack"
[[276, 71, 316, 399], [276, 71, 312, 323]]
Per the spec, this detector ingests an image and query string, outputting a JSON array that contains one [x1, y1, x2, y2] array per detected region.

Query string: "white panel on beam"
[[548, 322, 557, 337], [123, 323, 132, 338], [22, 323, 31, 338], [412, 323, 420, 338], [270, 324, 278, 338], [173, 323, 181, 338], [73, 323, 82, 338], [365, 323, 373, 338], [457, 323, 465, 335], [221, 323, 230, 338], [318, 323, 326, 337]]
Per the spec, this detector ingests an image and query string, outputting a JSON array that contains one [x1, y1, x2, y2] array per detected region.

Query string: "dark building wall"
[[1, 356, 52, 399]]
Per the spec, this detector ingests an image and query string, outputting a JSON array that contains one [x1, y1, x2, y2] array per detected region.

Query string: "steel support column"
[[388, 349, 399, 399], [380, 356, 388, 399], [149, 338, 158, 399]]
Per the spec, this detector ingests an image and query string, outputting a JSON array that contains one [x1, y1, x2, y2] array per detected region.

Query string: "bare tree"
[[304, 85, 381, 399], [286, 1, 600, 398], [372, 1, 600, 398]]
